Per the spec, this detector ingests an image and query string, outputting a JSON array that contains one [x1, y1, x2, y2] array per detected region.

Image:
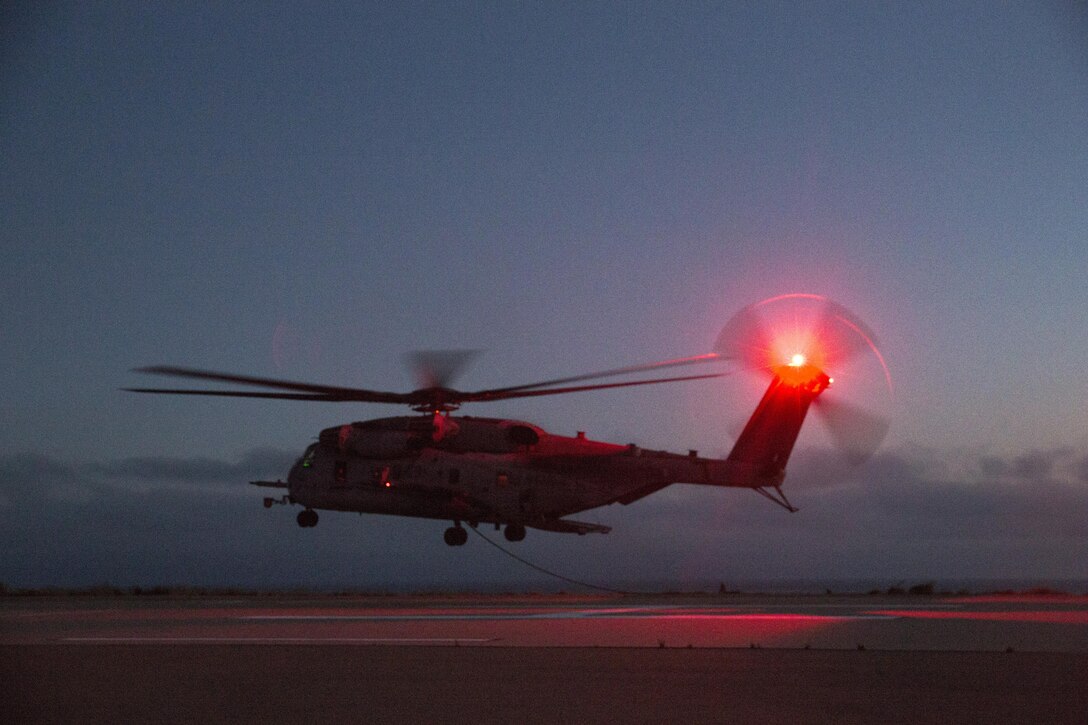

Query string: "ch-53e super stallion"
[[127, 294, 890, 547]]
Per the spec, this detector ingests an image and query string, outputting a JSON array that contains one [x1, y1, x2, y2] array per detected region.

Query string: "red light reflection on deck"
[[676, 614, 840, 637]]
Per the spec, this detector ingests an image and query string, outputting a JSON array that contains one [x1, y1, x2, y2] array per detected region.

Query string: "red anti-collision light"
[[772, 357, 831, 392]]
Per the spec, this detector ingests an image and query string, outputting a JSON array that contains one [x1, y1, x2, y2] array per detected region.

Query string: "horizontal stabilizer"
[[528, 518, 611, 535]]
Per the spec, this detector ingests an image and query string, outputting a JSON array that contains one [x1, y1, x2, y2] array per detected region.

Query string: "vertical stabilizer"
[[726, 369, 830, 478]]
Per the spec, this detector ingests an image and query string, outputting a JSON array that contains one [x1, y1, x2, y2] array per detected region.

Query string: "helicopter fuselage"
[[276, 415, 772, 538]]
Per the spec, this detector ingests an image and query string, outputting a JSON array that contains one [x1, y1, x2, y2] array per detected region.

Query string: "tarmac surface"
[[3, 593, 1087, 723]]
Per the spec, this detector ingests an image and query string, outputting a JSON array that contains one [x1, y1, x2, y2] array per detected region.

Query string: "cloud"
[[0, 449, 296, 505], [1075, 454, 1088, 485], [1, 445, 1086, 589], [87, 448, 297, 485]]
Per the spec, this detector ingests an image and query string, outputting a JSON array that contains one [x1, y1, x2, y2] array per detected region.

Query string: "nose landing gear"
[[504, 523, 526, 542]]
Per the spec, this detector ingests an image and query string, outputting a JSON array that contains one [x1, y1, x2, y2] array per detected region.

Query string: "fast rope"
[[468, 525, 639, 595]]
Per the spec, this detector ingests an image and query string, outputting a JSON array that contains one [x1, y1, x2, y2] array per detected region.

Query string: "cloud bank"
[[2, 445, 1085, 590]]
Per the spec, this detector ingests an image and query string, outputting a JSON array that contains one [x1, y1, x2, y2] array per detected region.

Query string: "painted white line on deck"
[[237, 604, 956, 622], [239, 613, 899, 622]]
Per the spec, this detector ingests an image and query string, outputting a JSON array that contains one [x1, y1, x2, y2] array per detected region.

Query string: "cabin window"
[[335, 460, 347, 483], [448, 469, 460, 485], [496, 473, 509, 488]]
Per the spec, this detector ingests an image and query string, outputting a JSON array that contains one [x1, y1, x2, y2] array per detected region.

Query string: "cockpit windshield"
[[299, 443, 318, 468]]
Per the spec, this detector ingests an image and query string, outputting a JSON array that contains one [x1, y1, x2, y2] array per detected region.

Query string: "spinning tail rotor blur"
[[715, 294, 892, 465]]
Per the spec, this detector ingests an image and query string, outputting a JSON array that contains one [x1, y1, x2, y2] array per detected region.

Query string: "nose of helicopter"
[[285, 444, 317, 495]]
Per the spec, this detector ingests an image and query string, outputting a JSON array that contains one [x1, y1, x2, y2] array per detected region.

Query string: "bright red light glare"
[[760, 326, 831, 379], [745, 292, 893, 397], [773, 362, 829, 390]]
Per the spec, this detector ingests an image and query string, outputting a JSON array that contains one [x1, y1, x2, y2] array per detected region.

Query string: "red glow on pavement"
[[665, 614, 839, 641]]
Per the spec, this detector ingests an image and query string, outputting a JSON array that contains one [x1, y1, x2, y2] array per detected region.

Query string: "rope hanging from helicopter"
[[467, 525, 641, 595]]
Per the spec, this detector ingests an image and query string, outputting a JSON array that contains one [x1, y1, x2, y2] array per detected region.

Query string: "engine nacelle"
[[435, 419, 541, 453], [318, 424, 420, 458], [317, 417, 544, 457]]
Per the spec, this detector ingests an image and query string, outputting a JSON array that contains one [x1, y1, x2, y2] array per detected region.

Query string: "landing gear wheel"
[[444, 526, 468, 546], [504, 523, 526, 542], [297, 509, 318, 528]]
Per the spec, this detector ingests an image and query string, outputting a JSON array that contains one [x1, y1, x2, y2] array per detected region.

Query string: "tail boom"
[[676, 370, 829, 494], [626, 371, 829, 494]]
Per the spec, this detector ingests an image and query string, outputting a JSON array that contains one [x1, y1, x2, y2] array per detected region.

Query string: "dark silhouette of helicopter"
[[127, 295, 889, 546]]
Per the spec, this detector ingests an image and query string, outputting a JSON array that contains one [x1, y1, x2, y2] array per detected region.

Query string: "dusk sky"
[[2, 2, 1086, 590]]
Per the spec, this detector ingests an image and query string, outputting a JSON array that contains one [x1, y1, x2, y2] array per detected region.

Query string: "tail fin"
[[726, 368, 830, 483]]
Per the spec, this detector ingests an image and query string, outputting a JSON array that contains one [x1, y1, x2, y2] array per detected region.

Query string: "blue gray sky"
[[2, 2, 1086, 589]]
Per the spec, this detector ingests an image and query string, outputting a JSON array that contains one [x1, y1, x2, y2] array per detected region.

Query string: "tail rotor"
[[715, 294, 892, 465]]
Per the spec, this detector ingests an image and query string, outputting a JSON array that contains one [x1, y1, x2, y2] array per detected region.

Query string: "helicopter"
[[126, 294, 890, 546]]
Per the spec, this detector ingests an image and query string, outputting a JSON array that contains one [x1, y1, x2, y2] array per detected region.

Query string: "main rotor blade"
[[462, 371, 730, 403], [814, 396, 889, 465], [130, 366, 409, 403], [130, 360, 732, 408], [468, 353, 724, 397], [122, 388, 363, 401]]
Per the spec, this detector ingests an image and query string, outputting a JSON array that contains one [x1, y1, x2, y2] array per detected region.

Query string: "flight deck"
[[3, 593, 1086, 723], [3, 592, 1087, 650]]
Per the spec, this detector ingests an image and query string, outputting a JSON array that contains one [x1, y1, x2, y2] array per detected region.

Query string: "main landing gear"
[[443, 525, 468, 546], [444, 522, 527, 546], [297, 509, 319, 528]]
